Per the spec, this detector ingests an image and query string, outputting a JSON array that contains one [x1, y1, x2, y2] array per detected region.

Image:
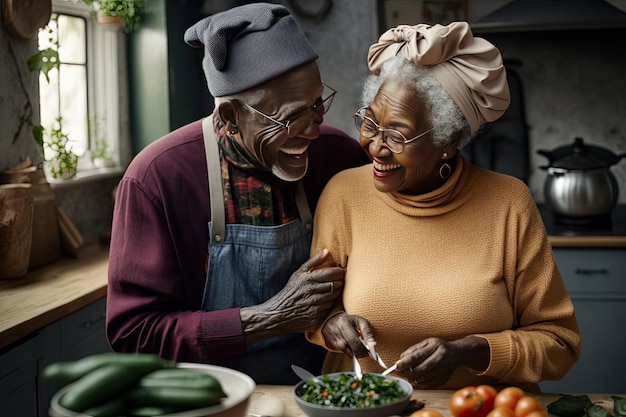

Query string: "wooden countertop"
[[0, 244, 109, 351], [250, 385, 624, 417], [548, 235, 626, 248]]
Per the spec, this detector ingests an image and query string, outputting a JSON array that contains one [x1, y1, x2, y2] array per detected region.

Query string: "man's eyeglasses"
[[353, 107, 433, 154], [243, 83, 336, 136]]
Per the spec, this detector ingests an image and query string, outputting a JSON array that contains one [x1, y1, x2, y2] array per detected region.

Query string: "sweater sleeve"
[[106, 120, 249, 362], [106, 175, 248, 362], [472, 193, 581, 385]]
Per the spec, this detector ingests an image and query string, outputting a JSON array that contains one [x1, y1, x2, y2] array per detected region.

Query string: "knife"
[[381, 364, 397, 376]]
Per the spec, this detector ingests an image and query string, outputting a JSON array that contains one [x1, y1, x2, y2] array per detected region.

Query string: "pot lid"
[[537, 137, 625, 170]]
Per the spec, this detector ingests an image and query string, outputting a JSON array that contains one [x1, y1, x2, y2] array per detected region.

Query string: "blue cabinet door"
[[540, 248, 626, 394]]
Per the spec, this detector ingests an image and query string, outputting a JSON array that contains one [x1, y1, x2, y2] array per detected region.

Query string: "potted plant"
[[81, 0, 144, 33], [88, 113, 115, 168], [91, 138, 115, 168], [44, 118, 78, 180]]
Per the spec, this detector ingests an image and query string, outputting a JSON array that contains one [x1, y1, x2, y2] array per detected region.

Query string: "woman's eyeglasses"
[[243, 83, 336, 137], [353, 107, 432, 154]]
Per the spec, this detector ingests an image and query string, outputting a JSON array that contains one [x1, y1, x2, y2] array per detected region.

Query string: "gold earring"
[[439, 152, 451, 179]]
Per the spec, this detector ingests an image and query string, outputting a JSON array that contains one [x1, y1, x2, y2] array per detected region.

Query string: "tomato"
[[487, 407, 517, 417], [515, 396, 544, 417], [495, 387, 526, 411], [449, 385, 497, 417], [410, 409, 445, 417]]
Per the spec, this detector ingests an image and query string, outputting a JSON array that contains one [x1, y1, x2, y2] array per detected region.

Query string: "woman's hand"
[[395, 336, 489, 388], [321, 312, 373, 358]]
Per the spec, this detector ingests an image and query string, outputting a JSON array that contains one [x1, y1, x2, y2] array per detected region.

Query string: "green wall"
[[128, 0, 213, 154], [128, 0, 169, 153]]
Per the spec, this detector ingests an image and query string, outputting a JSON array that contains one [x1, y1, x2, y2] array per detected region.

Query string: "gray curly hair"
[[361, 55, 472, 149]]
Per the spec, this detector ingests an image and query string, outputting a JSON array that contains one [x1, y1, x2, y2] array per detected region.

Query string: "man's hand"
[[241, 249, 345, 344]]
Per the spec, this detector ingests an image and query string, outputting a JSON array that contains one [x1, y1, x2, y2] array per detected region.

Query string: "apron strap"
[[202, 116, 313, 239], [202, 117, 225, 243], [295, 181, 312, 231]]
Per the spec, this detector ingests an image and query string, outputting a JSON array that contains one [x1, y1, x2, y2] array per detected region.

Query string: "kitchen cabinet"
[[0, 334, 42, 417], [0, 298, 110, 417], [540, 248, 626, 394]]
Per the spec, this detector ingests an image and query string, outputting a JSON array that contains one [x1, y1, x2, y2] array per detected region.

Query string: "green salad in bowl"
[[294, 372, 412, 417]]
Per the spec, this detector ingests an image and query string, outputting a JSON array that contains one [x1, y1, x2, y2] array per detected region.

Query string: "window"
[[39, 0, 126, 173], [39, 13, 88, 157]]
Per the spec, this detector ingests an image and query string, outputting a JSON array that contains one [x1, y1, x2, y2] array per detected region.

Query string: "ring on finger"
[[410, 367, 414, 373], [329, 281, 334, 293]]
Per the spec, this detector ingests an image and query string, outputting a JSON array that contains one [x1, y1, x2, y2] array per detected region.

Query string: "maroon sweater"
[[106, 119, 369, 366]]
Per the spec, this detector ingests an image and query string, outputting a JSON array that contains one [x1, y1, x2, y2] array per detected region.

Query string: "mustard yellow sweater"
[[307, 157, 580, 390]]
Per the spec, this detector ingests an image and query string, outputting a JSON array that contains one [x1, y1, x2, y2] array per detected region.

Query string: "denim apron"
[[200, 118, 326, 384]]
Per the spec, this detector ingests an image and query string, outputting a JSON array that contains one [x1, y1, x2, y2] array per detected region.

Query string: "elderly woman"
[[306, 22, 580, 392]]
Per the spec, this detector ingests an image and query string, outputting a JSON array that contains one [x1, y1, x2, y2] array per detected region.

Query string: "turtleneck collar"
[[377, 154, 476, 216]]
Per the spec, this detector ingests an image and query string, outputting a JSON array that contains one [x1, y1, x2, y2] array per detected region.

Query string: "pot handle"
[[536, 149, 554, 161]]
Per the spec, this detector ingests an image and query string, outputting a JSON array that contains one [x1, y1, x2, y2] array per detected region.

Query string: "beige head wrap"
[[368, 22, 510, 134]]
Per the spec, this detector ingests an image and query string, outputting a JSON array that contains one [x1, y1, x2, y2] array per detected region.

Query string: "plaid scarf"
[[212, 114, 298, 226]]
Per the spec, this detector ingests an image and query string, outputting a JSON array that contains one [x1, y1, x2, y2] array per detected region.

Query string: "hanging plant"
[[18, 20, 60, 148], [81, 0, 145, 33], [27, 46, 59, 83]]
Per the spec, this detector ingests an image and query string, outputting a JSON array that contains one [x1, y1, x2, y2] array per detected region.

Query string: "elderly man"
[[106, 3, 369, 384]]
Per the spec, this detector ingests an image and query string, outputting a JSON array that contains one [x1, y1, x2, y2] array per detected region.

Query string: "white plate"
[[49, 362, 256, 417]]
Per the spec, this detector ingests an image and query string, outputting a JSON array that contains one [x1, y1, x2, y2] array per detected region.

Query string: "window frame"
[[45, 0, 129, 183]]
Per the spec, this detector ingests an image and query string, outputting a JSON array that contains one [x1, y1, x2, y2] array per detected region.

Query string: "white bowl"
[[293, 372, 413, 417], [49, 363, 256, 417]]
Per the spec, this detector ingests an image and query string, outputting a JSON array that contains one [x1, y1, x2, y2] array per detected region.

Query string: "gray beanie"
[[184, 3, 319, 97]]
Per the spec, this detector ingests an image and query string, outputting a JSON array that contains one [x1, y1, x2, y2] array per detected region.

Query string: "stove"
[[538, 204, 626, 236]]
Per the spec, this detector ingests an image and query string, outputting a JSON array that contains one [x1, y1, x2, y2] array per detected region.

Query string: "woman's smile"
[[372, 158, 401, 176]]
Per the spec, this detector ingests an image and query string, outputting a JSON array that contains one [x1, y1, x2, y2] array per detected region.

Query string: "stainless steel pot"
[[537, 137, 625, 218]]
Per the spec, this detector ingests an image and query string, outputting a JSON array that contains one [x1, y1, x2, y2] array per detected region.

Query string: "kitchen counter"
[[0, 244, 108, 351], [250, 385, 624, 417], [542, 204, 626, 248]]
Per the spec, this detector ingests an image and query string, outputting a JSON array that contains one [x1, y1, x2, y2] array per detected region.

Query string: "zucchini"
[[43, 352, 174, 383], [139, 368, 226, 394], [547, 395, 593, 417], [81, 397, 126, 417], [588, 405, 613, 417], [613, 396, 626, 417], [126, 386, 226, 410], [59, 361, 170, 412]]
